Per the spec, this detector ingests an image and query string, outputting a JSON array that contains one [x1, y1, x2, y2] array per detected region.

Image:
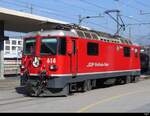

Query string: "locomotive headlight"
[[49, 65, 58, 71], [32, 57, 40, 68]]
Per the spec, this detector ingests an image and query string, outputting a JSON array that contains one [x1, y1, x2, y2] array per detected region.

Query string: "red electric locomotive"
[[20, 24, 141, 96]]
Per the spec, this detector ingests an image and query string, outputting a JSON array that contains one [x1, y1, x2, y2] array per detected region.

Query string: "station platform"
[[0, 76, 20, 90]]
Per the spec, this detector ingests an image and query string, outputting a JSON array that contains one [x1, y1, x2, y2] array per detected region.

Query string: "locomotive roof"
[[26, 30, 78, 38], [26, 24, 133, 45]]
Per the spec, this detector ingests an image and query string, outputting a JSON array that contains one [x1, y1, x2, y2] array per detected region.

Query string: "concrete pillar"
[[0, 40, 4, 80], [0, 20, 5, 79]]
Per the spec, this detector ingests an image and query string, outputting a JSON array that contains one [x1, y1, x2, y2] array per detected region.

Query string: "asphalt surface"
[[0, 76, 150, 113]]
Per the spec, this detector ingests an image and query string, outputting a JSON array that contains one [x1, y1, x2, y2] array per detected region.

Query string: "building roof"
[[0, 7, 68, 33]]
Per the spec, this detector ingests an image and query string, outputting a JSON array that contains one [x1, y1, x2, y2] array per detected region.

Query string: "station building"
[[3, 38, 23, 75], [4, 37, 23, 59]]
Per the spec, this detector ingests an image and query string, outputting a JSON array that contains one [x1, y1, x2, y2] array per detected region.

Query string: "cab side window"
[[87, 42, 99, 56], [124, 47, 130, 57], [58, 38, 66, 55]]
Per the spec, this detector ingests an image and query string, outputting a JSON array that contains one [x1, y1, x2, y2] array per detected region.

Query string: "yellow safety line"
[[77, 90, 148, 113]]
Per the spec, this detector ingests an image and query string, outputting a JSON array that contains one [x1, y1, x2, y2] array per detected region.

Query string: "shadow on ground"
[[15, 86, 27, 96]]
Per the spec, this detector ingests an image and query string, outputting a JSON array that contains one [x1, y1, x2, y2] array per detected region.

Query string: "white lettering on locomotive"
[[47, 58, 56, 64], [87, 62, 110, 68]]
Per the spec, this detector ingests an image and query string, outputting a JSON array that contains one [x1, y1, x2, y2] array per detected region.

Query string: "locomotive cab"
[[20, 30, 77, 96], [21, 36, 66, 76]]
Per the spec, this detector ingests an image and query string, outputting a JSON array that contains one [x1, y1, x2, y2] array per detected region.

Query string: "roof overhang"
[[0, 7, 68, 33]]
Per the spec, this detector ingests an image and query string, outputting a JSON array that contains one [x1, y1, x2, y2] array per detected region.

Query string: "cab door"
[[71, 39, 77, 76]]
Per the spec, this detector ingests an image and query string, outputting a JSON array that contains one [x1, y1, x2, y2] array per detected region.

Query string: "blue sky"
[[0, 0, 150, 45]]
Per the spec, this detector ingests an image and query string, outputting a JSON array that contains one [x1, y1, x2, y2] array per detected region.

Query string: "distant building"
[[4, 37, 23, 59], [141, 45, 150, 72], [141, 45, 150, 57]]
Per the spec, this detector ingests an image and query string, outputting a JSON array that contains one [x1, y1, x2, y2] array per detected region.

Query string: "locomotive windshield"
[[40, 38, 57, 55], [23, 37, 66, 56], [24, 39, 36, 55]]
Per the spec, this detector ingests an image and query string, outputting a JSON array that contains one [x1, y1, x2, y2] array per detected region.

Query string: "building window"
[[12, 40, 16, 45], [5, 40, 10, 44], [124, 47, 130, 57], [87, 42, 99, 56], [12, 46, 16, 51], [5, 46, 10, 50], [18, 41, 22, 45]]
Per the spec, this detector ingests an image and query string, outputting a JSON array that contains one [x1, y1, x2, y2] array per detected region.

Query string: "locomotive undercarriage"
[[21, 71, 140, 97]]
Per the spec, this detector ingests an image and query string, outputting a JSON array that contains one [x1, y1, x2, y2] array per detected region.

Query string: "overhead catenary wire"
[[0, 0, 116, 33], [87, 21, 116, 33], [122, 15, 143, 23], [117, 0, 140, 11], [79, 0, 148, 30], [59, 0, 99, 14], [135, 0, 150, 9], [0, 0, 149, 40], [79, 0, 107, 10], [122, 15, 150, 30], [0, 0, 144, 25], [15, 0, 71, 14]]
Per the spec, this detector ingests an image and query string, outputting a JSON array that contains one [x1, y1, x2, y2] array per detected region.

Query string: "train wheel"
[[63, 84, 70, 97], [91, 80, 96, 89], [82, 81, 88, 92], [87, 80, 92, 91], [133, 76, 140, 83], [125, 76, 131, 84], [116, 77, 126, 85], [116, 78, 122, 85], [82, 80, 92, 92]]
